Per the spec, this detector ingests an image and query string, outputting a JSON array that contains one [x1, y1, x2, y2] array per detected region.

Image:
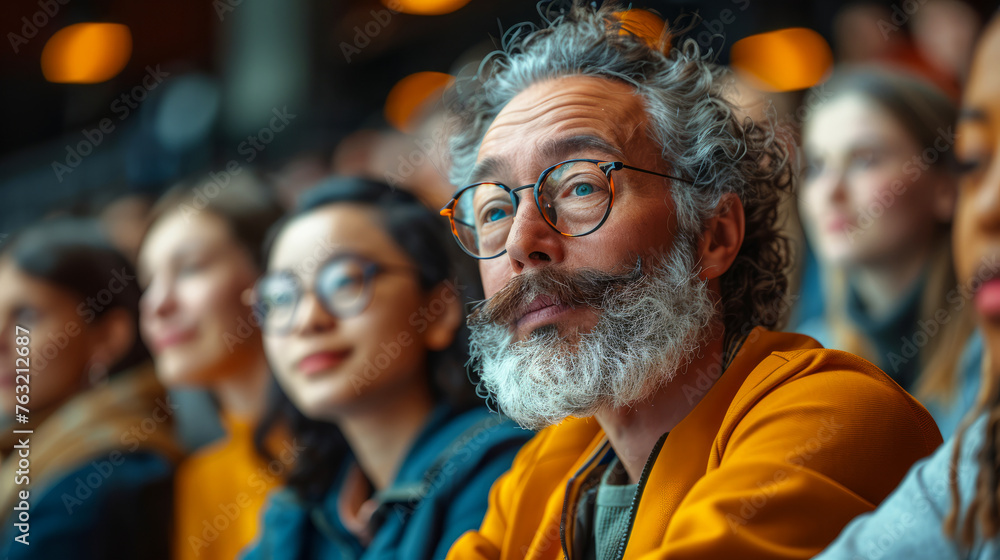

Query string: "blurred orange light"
[[614, 9, 667, 50], [384, 71, 453, 133], [730, 28, 832, 92], [383, 0, 471, 16], [42, 23, 132, 84]]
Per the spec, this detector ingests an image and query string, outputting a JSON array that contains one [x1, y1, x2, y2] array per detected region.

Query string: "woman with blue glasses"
[[243, 177, 530, 560]]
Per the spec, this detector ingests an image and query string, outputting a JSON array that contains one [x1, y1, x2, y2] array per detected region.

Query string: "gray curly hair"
[[445, 1, 794, 355]]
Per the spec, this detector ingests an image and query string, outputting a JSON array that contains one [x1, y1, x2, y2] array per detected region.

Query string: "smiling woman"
[[137, 171, 285, 560], [244, 176, 530, 560], [796, 68, 979, 438]]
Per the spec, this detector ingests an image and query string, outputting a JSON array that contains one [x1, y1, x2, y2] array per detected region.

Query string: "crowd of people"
[[1, 1, 999, 559]]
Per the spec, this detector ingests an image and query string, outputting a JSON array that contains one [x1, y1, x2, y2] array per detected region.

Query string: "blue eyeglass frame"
[[252, 253, 418, 335], [439, 158, 692, 259]]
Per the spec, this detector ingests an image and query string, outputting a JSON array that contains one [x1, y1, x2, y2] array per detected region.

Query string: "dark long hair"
[[253, 176, 482, 500], [4, 218, 149, 376], [946, 367, 1000, 546]]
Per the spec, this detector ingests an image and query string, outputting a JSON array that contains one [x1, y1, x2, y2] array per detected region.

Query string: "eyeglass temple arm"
[[617, 163, 694, 184]]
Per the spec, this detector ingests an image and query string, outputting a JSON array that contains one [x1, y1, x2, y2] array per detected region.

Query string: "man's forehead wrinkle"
[[489, 77, 643, 131], [538, 134, 626, 162], [471, 76, 651, 187], [477, 123, 624, 183], [478, 117, 620, 167], [480, 96, 642, 155], [469, 156, 515, 184], [489, 95, 621, 133]]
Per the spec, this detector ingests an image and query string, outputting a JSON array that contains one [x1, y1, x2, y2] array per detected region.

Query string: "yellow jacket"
[[174, 416, 284, 560], [446, 328, 942, 560]]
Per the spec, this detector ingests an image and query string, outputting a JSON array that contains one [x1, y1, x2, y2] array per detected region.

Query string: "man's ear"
[[422, 280, 463, 351], [88, 307, 136, 371], [696, 192, 745, 281]]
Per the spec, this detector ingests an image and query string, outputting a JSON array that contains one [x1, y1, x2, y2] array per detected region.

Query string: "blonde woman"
[[798, 68, 979, 437]]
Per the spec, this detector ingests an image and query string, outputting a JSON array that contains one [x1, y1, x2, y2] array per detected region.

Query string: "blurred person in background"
[[137, 172, 285, 560], [244, 177, 530, 560], [797, 68, 979, 438], [832, 2, 961, 98], [815, 13, 1000, 557], [97, 194, 155, 266], [0, 218, 181, 559], [910, 0, 984, 85], [833, 3, 906, 64]]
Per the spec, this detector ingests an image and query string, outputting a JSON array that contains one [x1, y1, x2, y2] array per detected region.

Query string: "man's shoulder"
[[726, 328, 942, 459], [742, 328, 915, 402], [728, 327, 941, 448]]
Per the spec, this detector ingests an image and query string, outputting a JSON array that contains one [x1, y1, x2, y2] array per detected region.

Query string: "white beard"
[[468, 243, 719, 430]]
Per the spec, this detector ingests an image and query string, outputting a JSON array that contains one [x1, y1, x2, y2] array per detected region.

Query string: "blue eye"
[[486, 207, 508, 223], [573, 183, 595, 196]]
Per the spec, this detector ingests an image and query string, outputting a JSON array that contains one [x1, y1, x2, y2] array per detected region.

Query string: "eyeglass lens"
[[451, 160, 612, 258], [256, 257, 375, 333]]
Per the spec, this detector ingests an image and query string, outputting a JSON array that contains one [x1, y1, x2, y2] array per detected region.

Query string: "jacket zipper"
[[612, 431, 670, 560], [560, 438, 612, 560]]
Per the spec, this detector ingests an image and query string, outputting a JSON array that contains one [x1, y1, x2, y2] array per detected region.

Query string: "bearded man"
[[438, 3, 943, 559]]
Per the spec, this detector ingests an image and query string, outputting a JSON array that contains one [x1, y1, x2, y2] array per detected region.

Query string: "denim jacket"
[[243, 405, 530, 560]]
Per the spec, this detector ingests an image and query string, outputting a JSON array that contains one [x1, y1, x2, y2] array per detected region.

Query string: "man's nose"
[[504, 187, 565, 273]]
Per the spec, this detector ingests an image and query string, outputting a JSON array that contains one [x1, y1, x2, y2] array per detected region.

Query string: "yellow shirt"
[[174, 416, 283, 560], [446, 327, 943, 560]]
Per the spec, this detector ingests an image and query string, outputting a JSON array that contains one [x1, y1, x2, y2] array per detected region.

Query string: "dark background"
[[0, 0, 993, 233]]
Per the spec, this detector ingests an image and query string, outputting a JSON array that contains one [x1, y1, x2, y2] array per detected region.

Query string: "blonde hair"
[[805, 68, 973, 405]]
